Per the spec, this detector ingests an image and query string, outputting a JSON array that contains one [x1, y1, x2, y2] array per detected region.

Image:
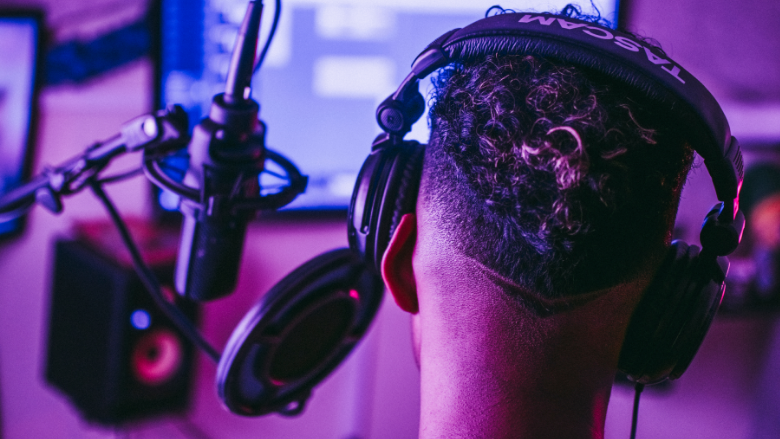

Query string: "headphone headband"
[[377, 12, 743, 208]]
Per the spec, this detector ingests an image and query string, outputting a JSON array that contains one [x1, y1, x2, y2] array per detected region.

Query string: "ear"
[[381, 213, 419, 314]]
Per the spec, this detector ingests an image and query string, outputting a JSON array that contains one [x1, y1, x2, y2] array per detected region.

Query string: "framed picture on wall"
[[0, 9, 43, 241]]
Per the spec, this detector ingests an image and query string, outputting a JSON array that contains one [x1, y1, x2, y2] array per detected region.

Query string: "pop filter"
[[216, 248, 384, 416]]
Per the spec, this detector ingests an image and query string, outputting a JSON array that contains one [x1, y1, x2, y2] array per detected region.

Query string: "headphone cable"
[[630, 382, 645, 439]]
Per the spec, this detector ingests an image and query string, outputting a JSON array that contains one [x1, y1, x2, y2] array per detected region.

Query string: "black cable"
[[0, 198, 36, 222], [96, 167, 144, 184], [253, 0, 281, 73], [89, 179, 221, 363], [630, 382, 645, 439]]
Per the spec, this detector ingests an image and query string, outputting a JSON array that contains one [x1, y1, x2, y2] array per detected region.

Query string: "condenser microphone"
[[175, 1, 265, 302]]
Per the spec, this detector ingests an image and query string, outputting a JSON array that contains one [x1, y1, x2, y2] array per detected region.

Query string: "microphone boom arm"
[[0, 105, 190, 219]]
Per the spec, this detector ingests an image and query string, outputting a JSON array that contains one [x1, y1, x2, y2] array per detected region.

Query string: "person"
[[377, 12, 695, 439]]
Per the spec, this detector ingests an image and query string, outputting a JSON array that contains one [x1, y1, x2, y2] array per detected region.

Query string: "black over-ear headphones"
[[217, 11, 746, 416]]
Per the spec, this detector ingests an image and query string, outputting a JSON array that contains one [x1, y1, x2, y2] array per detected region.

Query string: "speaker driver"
[[132, 328, 185, 386], [217, 248, 384, 417]]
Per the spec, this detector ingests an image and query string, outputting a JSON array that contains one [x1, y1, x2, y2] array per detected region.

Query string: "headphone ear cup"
[[619, 241, 727, 384], [348, 141, 425, 272]]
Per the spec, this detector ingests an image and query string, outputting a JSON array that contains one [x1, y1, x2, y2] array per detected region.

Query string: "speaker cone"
[[132, 328, 185, 386]]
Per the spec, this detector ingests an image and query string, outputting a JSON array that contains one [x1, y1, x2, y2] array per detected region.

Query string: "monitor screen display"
[[0, 12, 41, 237], [158, 0, 620, 211]]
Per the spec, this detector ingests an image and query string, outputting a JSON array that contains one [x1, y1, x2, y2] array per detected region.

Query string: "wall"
[[0, 0, 779, 438]]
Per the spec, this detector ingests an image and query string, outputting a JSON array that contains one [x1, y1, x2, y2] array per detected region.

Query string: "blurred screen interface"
[[159, 0, 620, 211], [0, 16, 38, 235]]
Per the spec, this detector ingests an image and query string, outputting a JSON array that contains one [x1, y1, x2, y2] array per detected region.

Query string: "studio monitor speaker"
[[45, 237, 197, 425]]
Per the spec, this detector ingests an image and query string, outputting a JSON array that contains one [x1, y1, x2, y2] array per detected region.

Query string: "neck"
[[415, 257, 648, 439]]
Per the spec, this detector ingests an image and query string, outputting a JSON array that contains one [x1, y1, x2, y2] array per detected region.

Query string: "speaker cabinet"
[[45, 237, 197, 425]]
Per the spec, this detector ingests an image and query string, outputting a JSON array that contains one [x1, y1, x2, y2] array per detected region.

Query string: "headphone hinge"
[[411, 28, 458, 77]]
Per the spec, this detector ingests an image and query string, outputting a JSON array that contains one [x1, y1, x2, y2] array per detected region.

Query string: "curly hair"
[[421, 54, 693, 301]]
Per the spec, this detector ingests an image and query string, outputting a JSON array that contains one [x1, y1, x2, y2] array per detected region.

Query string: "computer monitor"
[[156, 0, 621, 212], [0, 10, 43, 238]]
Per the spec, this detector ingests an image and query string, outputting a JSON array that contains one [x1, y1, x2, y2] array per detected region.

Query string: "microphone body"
[[174, 1, 266, 302], [176, 203, 251, 302], [175, 95, 265, 302]]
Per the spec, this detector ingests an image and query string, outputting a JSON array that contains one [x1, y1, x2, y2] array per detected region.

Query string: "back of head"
[[421, 52, 694, 303]]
